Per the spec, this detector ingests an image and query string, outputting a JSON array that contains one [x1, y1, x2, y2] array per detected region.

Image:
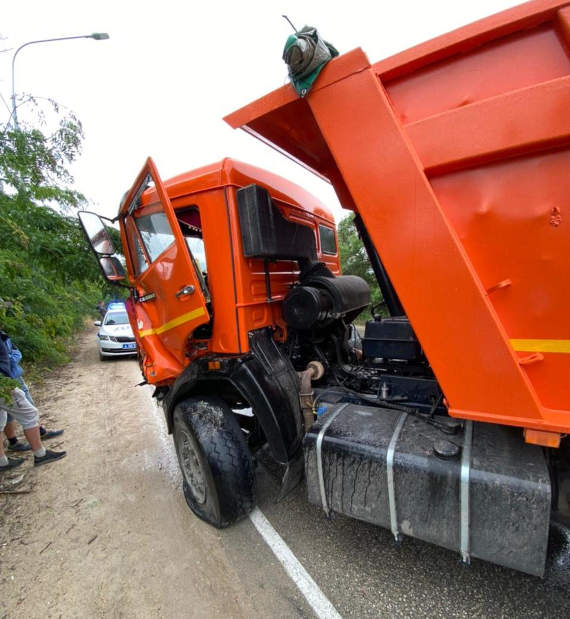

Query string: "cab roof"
[[134, 158, 335, 223]]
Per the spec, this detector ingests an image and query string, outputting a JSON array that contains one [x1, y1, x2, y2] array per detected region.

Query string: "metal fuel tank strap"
[[387, 412, 408, 542], [316, 403, 349, 517], [460, 420, 473, 564]]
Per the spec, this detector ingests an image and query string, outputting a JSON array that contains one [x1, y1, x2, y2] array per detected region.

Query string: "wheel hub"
[[176, 427, 206, 504]]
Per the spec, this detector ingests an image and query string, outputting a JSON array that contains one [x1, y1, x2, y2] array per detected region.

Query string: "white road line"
[[249, 507, 342, 619]]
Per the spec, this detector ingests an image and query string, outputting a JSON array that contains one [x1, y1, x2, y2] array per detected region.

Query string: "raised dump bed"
[[226, 0, 570, 443]]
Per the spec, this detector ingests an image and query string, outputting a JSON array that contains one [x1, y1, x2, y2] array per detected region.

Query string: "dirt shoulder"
[[0, 328, 298, 618]]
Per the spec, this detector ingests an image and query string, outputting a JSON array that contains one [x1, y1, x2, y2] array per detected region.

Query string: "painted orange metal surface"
[[119, 158, 211, 384], [225, 0, 570, 436], [119, 158, 338, 385]]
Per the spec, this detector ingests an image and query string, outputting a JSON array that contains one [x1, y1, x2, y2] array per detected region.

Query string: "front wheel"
[[172, 396, 255, 528]]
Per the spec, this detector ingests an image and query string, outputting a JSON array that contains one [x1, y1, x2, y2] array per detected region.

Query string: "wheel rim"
[[175, 426, 206, 504]]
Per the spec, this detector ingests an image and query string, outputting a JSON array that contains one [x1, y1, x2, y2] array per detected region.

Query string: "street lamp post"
[[10, 32, 109, 127]]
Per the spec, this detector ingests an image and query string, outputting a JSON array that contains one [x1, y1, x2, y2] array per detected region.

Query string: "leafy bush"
[[0, 377, 21, 406], [0, 101, 120, 369], [338, 214, 383, 319]]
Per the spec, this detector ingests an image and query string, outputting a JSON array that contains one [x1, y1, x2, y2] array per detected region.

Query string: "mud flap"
[[278, 448, 305, 501], [231, 328, 304, 465]]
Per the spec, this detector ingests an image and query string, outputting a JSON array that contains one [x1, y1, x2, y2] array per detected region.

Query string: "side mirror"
[[78, 211, 127, 284], [99, 256, 126, 281], [79, 211, 115, 255], [94, 320, 102, 327]]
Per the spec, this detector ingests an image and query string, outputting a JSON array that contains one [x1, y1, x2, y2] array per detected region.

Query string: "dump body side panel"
[[225, 0, 570, 435]]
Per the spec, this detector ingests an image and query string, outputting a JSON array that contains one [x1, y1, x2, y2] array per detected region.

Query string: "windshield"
[[104, 311, 129, 326]]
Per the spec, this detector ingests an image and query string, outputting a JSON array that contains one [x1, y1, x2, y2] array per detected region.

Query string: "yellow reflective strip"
[[138, 307, 206, 338], [510, 339, 570, 354]]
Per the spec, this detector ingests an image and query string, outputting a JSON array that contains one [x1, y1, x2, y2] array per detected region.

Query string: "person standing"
[[96, 300, 107, 320], [0, 329, 64, 459], [0, 387, 66, 470]]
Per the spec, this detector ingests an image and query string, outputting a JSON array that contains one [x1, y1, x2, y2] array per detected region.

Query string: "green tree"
[[338, 214, 383, 318], [0, 99, 118, 368]]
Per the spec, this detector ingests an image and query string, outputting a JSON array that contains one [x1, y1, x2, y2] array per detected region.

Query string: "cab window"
[[177, 207, 210, 302], [185, 237, 207, 272], [136, 210, 176, 262], [125, 218, 148, 275], [319, 225, 337, 255]]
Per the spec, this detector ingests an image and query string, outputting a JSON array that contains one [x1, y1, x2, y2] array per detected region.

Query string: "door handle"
[[176, 285, 195, 298]]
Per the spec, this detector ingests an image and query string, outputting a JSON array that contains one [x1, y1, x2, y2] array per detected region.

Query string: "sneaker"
[[40, 428, 64, 440], [7, 441, 32, 452], [0, 457, 25, 471], [34, 449, 67, 467]]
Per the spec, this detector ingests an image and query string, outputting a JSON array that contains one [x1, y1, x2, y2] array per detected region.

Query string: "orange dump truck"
[[81, 0, 569, 578], [228, 0, 570, 575]]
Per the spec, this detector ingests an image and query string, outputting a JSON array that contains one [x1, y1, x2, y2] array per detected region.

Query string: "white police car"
[[94, 303, 137, 360]]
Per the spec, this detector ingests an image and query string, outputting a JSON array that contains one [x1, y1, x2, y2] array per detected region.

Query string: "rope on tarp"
[[282, 24, 338, 98]]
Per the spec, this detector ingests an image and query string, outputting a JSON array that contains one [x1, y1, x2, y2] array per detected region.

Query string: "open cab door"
[[120, 157, 210, 383]]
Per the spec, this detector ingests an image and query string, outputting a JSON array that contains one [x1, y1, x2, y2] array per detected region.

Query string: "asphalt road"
[[2, 328, 569, 618]]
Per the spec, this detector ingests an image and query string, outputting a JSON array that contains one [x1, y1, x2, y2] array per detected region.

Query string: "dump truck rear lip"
[[224, 48, 370, 131]]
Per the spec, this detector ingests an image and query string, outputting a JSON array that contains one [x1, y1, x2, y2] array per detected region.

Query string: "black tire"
[[172, 396, 255, 528], [99, 352, 107, 361]]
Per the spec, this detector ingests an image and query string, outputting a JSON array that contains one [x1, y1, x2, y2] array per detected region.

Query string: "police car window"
[[135, 211, 175, 262], [319, 225, 337, 255]]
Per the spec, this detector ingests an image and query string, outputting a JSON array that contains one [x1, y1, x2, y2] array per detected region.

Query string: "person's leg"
[[4, 416, 32, 451], [0, 411, 6, 461], [4, 417, 15, 439], [22, 426, 42, 451], [17, 378, 34, 406], [0, 409, 24, 470], [9, 389, 65, 467], [17, 379, 63, 441]]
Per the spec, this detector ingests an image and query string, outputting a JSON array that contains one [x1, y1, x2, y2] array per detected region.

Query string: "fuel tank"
[[304, 402, 551, 576]]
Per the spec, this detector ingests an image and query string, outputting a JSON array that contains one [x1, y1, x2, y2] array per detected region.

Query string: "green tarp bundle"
[[282, 26, 338, 97]]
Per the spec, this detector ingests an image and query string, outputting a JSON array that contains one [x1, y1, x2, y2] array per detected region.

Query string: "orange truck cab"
[[81, 155, 369, 512], [117, 157, 341, 385], [81, 0, 569, 578]]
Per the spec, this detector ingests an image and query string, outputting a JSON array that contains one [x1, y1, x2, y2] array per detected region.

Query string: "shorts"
[[0, 388, 39, 431], [6, 378, 34, 424]]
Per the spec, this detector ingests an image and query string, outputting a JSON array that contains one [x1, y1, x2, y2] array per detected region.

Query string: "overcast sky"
[[1, 0, 521, 222]]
